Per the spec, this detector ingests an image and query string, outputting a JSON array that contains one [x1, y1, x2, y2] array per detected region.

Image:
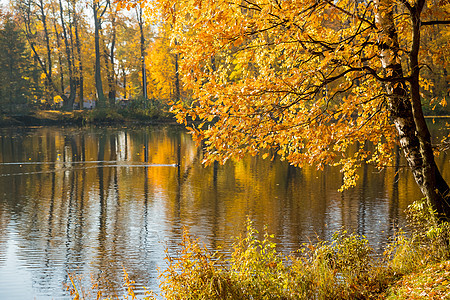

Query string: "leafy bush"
[[67, 206, 450, 300], [384, 199, 450, 278], [158, 221, 382, 300]]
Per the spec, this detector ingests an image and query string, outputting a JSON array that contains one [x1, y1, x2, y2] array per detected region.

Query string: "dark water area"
[[0, 123, 448, 299]]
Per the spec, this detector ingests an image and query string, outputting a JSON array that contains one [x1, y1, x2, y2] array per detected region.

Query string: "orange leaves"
[[114, 0, 137, 11], [122, 0, 448, 190], [420, 77, 434, 93], [388, 261, 450, 300]]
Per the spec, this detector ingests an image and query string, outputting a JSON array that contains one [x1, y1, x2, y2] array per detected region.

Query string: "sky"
[[1, 0, 11, 11]]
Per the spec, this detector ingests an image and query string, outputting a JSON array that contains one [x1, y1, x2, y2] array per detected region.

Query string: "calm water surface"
[[0, 124, 448, 299]]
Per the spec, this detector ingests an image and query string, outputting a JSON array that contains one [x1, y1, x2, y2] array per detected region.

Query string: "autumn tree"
[[145, 21, 187, 104], [136, 4, 148, 103], [14, 0, 82, 109], [113, 11, 147, 100], [71, 0, 85, 105], [57, 0, 77, 109], [91, 0, 110, 106], [115, 18, 137, 100], [3, 0, 174, 110], [104, 2, 119, 105], [15, 0, 55, 101], [132, 0, 450, 218]]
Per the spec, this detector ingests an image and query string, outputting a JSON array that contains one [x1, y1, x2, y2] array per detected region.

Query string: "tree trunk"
[[37, 0, 53, 102], [122, 65, 127, 99], [93, 1, 106, 107], [53, 22, 65, 94], [138, 6, 148, 104], [71, 0, 84, 107], [375, 0, 450, 219], [106, 7, 117, 106], [59, 0, 76, 110], [174, 39, 180, 103], [38, 0, 51, 78]]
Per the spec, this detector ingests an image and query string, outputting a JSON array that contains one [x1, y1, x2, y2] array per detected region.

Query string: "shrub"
[[384, 199, 450, 278], [85, 108, 125, 124], [158, 221, 379, 300], [67, 206, 450, 300]]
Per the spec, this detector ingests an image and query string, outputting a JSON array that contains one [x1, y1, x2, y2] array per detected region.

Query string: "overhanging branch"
[[422, 20, 450, 26]]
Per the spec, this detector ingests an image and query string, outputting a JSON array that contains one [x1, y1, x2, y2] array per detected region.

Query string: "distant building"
[[83, 99, 96, 109]]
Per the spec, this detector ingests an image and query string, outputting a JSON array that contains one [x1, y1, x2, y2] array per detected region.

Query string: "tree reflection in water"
[[0, 123, 448, 299]]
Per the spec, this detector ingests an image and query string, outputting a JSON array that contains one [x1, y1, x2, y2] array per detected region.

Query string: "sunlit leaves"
[[115, 0, 450, 189]]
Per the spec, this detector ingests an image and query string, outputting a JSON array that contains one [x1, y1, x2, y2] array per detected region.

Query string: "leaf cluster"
[[136, 0, 450, 190]]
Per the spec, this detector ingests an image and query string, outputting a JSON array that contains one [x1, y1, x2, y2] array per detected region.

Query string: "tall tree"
[[137, 5, 148, 103], [16, 0, 74, 106], [104, 2, 118, 105], [58, 0, 76, 109], [92, 0, 109, 106], [146, 22, 183, 102], [0, 12, 41, 112], [71, 0, 84, 105], [33, 0, 53, 101], [51, 13, 65, 94], [37, 0, 52, 80], [141, 0, 450, 218], [115, 14, 141, 100]]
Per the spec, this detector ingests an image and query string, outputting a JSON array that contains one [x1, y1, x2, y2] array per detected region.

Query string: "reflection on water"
[[0, 124, 447, 299]]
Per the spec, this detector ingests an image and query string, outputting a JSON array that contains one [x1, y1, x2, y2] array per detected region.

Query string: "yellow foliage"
[[66, 217, 450, 299], [53, 95, 63, 103], [115, 0, 450, 190]]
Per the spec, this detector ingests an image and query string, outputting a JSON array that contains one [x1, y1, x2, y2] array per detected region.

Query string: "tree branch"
[[398, 0, 413, 13], [422, 20, 450, 26], [323, 0, 376, 28]]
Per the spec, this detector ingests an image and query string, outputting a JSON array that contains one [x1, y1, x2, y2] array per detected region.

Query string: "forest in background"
[[0, 0, 448, 117], [0, 0, 186, 114]]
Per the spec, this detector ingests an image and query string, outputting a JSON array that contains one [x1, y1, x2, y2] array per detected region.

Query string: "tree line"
[[0, 0, 183, 112]]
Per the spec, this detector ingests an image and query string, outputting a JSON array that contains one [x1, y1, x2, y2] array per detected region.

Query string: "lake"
[[0, 124, 448, 299]]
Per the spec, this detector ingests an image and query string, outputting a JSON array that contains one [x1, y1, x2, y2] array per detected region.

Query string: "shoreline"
[[0, 109, 178, 127], [2, 110, 448, 128]]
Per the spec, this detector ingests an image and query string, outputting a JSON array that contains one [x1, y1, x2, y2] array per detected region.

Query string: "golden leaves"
[[113, 0, 449, 189]]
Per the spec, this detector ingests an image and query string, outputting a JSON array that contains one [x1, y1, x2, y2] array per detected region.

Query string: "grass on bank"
[[0, 100, 174, 126], [67, 199, 450, 300], [84, 106, 173, 124]]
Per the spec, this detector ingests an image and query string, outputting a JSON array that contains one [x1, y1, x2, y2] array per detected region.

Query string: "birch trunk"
[[375, 0, 450, 219]]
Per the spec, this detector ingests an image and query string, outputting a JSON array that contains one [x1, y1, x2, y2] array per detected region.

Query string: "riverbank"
[[68, 257, 450, 299], [386, 260, 450, 299], [0, 108, 177, 127], [68, 210, 450, 300], [2, 110, 448, 128]]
